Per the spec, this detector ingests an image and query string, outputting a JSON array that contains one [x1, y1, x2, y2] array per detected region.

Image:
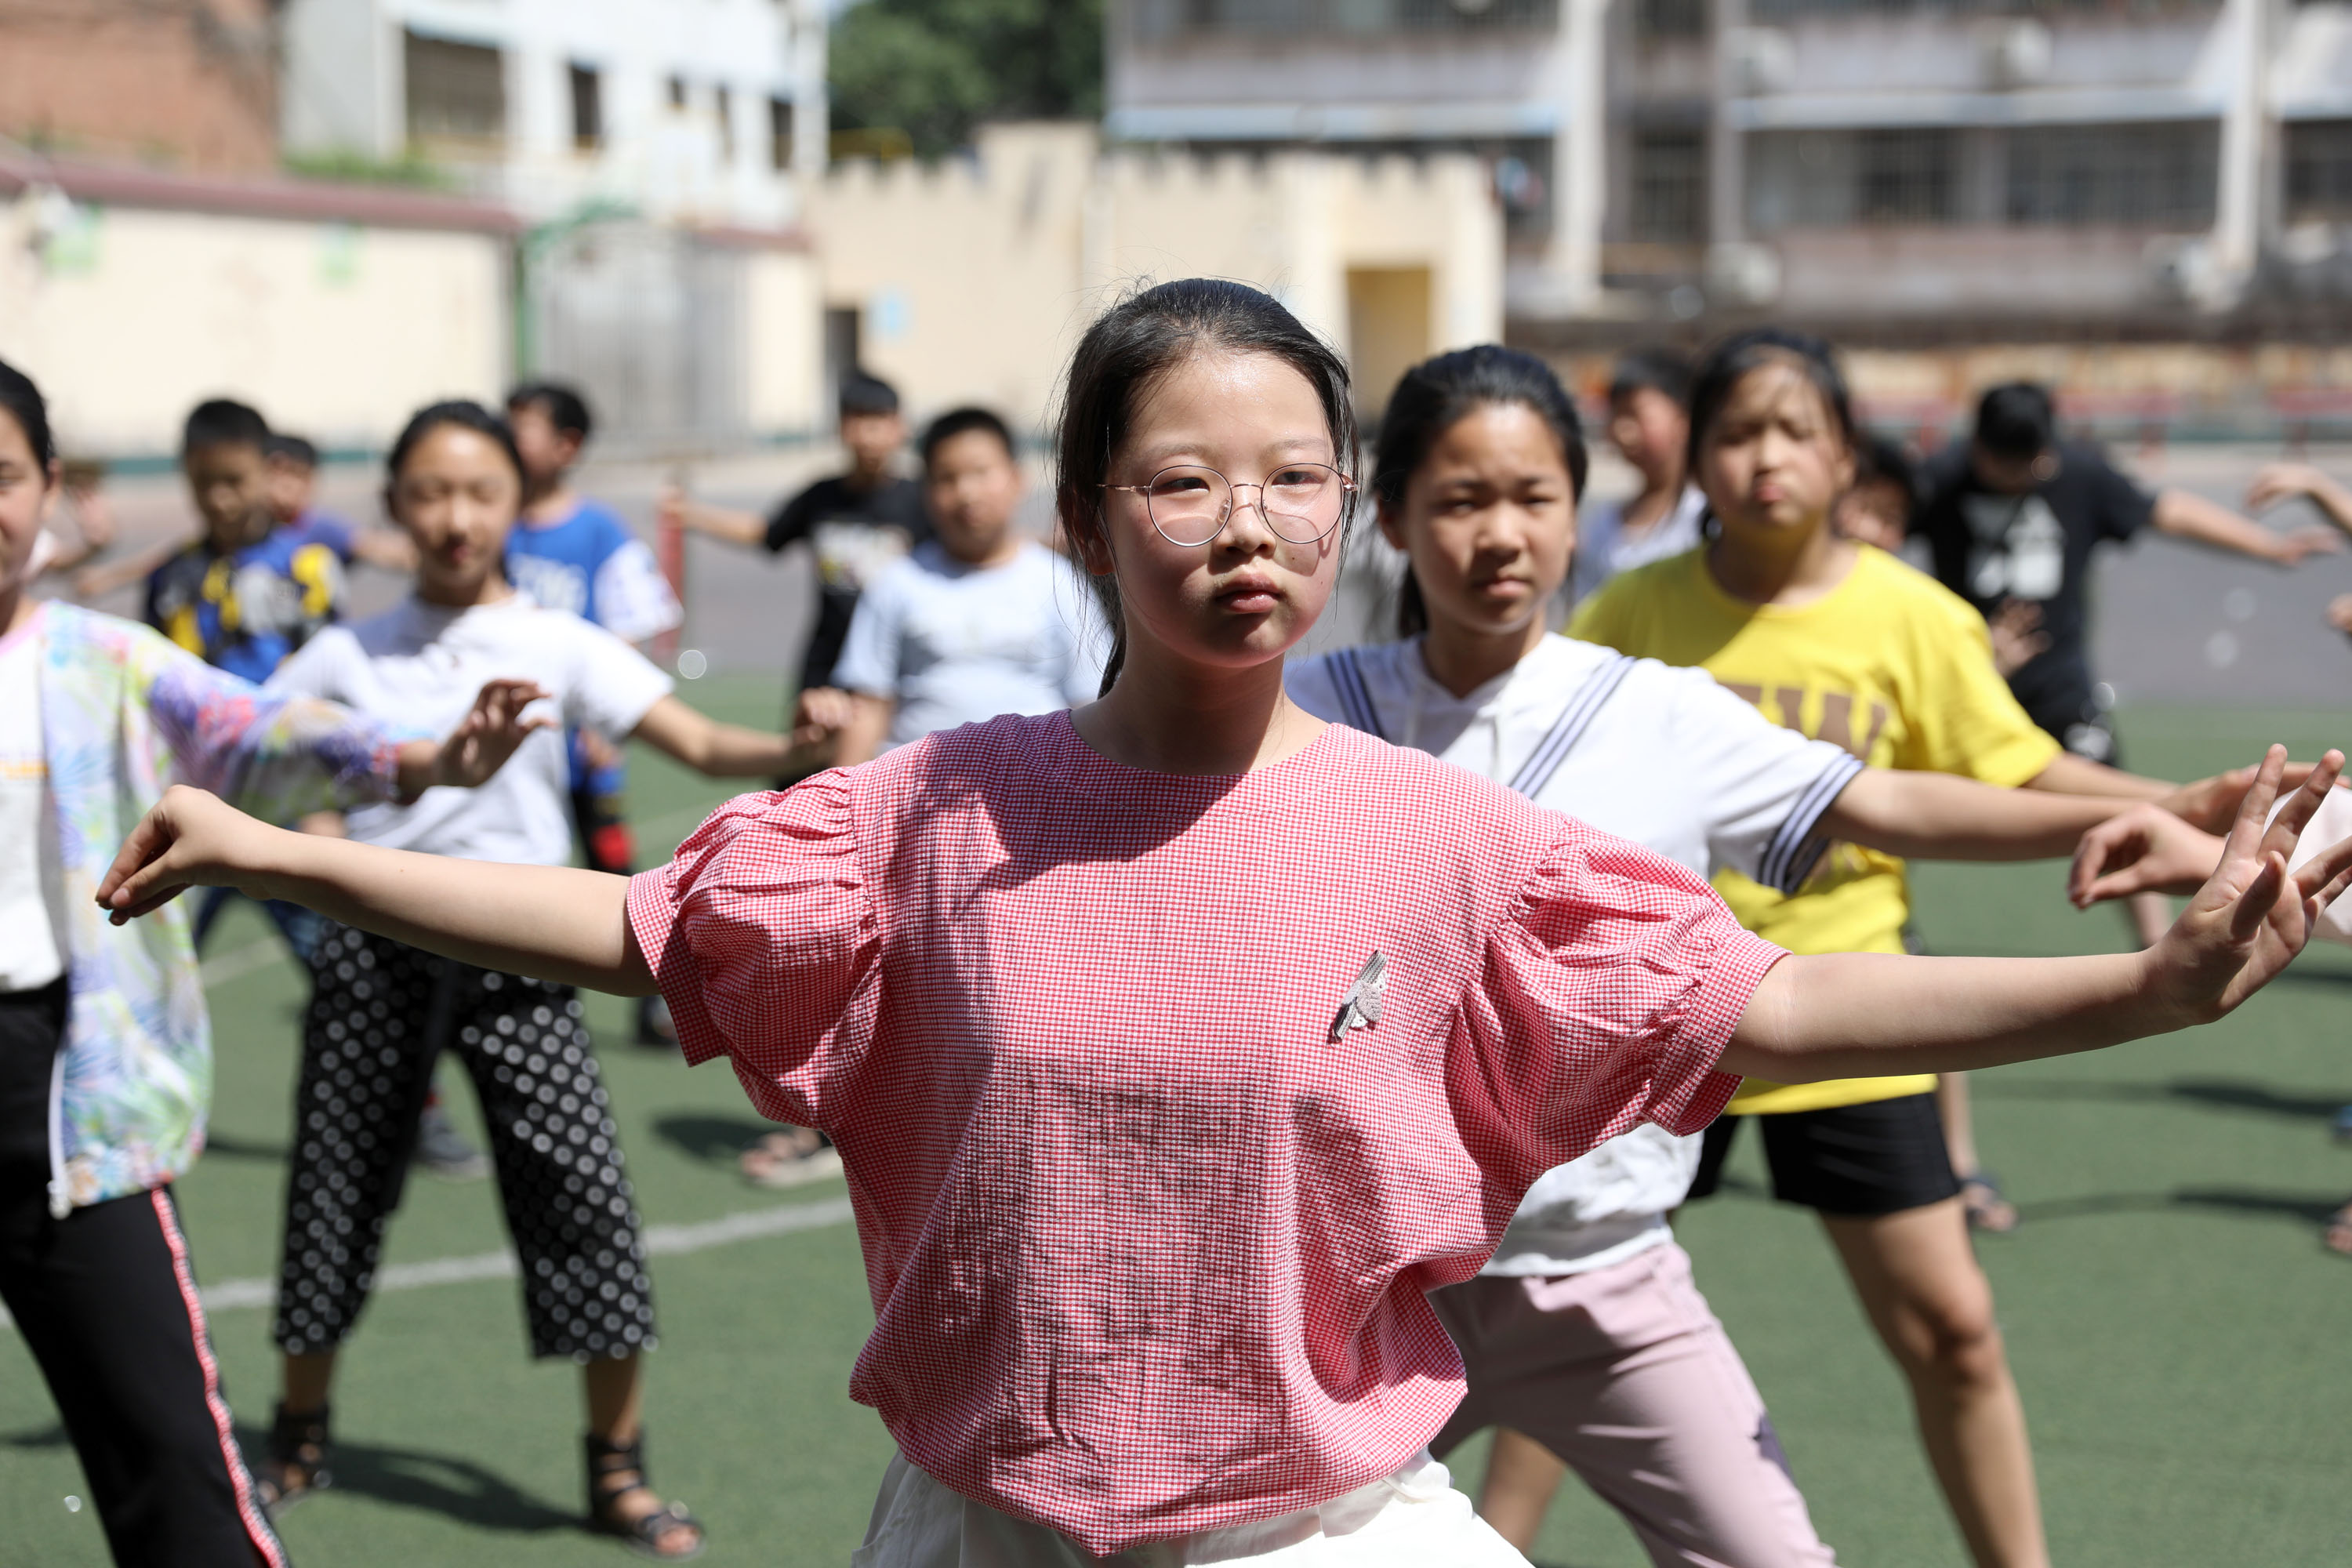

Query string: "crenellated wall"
[[805, 123, 1504, 432]]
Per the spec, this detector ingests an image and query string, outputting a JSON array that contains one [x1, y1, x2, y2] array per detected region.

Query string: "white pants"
[[851, 1450, 1532, 1567]]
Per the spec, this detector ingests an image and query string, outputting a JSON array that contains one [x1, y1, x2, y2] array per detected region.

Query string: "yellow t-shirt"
[[1571, 543, 2062, 1114]]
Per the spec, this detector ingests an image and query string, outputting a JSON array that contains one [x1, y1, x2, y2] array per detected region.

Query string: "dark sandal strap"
[[260, 1403, 333, 1508], [586, 1433, 705, 1559]]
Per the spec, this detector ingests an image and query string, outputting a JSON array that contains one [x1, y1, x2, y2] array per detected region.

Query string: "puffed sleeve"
[[625, 774, 880, 1132], [1450, 828, 1782, 1194]]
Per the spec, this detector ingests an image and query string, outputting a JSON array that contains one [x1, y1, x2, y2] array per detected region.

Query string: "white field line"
[[0, 1197, 851, 1333]]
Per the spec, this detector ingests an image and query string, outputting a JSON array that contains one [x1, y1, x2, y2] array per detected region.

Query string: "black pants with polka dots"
[[277, 923, 657, 1361]]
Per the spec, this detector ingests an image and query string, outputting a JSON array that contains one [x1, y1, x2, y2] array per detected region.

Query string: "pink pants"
[[1429, 1241, 1836, 1568]]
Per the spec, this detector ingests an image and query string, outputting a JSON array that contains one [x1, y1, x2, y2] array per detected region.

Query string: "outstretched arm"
[[628, 693, 830, 778], [656, 486, 767, 548], [1822, 768, 2131, 861], [96, 788, 651, 993], [1725, 748, 2352, 1081], [2152, 487, 2338, 566]]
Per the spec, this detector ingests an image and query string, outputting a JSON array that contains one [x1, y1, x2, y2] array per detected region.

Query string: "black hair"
[[920, 405, 1017, 468], [839, 371, 900, 419], [1853, 433, 1916, 502], [264, 432, 319, 468], [0, 358, 57, 476], [1371, 346, 1589, 639], [506, 379, 594, 443], [182, 397, 270, 456], [1609, 346, 1693, 410], [1054, 278, 1359, 696], [384, 400, 526, 490], [1973, 382, 2056, 460], [1684, 327, 1857, 485]]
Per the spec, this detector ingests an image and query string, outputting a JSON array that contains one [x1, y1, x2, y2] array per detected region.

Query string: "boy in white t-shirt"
[[737, 408, 1103, 1189], [826, 406, 1102, 764]]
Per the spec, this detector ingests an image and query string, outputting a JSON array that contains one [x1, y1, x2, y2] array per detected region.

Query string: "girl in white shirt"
[[256, 401, 825, 1560], [1288, 346, 2250, 1565]]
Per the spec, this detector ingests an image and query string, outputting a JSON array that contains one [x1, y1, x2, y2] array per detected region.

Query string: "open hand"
[[1986, 599, 2048, 679], [426, 678, 555, 792], [2274, 524, 2343, 565], [2158, 758, 2337, 834], [2141, 746, 2352, 1023], [2246, 462, 2335, 514], [96, 786, 281, 924], [2071, 806, 2225, 904]]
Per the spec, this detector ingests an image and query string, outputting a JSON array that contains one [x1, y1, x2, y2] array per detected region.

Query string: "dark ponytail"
[[0, 358, 58, 477], [1369, 346, 1588, 639], [384, 399, 527, 488], [1054, 279, 1359, 696]]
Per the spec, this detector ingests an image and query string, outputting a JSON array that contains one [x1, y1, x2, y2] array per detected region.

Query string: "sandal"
[[253, 1403, 332, 1518], [1959, 1172, 2020, 1234], [586, 1432, 706, 1560], [2323, 1200, 2352, 1257]]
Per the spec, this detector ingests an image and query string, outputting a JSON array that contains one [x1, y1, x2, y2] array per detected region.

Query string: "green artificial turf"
[[5, 689, 2349, 1564]]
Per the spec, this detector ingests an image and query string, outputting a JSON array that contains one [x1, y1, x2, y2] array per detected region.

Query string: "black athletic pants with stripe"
[[0, 981, 285, 1567]]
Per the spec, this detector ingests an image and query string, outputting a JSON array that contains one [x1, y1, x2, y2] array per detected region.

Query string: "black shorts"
[[1686, 1091, 1960, 1217]]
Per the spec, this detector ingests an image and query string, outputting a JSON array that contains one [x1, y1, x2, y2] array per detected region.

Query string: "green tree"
[[829, 0, 1104, 159]]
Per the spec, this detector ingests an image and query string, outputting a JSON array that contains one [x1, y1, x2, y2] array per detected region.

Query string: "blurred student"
[[1568, 347, 1705, 604], [739, 407, 1102, 1189], [1572, 330, 2285, 1568], [0, 358, 538, 1568], [251, 400, 823, 1557], [659, 370, 931, 726], [264, 431, 413, 572], [504, 381, 684, 1046], [1915, 383, 2339, 945]]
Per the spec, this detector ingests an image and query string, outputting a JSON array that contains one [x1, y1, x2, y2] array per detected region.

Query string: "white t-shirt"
[[267, 594, 672, 866], [0, 609, 67, 992], [1289, 633, 1860, 1275], [832, 540, 1105, 751], [1570, 483, 1707, 605]]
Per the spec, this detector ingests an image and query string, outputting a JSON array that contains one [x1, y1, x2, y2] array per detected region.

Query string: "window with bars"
[[2288, 120, 2352, 222], [405, 31, 505, 147], [1631, 129, 1707, 241], [568, 64, 601, 151], [2005, 122, 2216, 226], [1746, 128, 1958, 227]]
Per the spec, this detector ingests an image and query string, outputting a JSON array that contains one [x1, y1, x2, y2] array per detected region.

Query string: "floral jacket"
[[37, 601, 404, 1214]]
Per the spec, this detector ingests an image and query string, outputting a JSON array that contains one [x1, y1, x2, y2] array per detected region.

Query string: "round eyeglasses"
[[1104, 463, 1355, 547]]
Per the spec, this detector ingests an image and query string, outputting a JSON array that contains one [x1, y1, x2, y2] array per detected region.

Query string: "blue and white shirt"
[[505, 499, 681, 646]]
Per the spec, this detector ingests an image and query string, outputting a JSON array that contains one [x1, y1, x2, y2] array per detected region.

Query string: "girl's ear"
[[1067, 512, 1116, 577], [1375, 494, 1407, 554]]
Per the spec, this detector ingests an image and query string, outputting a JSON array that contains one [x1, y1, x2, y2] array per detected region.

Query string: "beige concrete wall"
[[806, 122, 1506, 434], [0, 195, 506, 457], [742, 245, 825, 435]]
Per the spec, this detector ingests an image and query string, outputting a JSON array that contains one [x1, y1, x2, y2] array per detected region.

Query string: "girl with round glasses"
[[96, 282, 2352, 1568]]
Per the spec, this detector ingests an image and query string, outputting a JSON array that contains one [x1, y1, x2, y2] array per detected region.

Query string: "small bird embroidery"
[[1329, 952, 1386, 1043]]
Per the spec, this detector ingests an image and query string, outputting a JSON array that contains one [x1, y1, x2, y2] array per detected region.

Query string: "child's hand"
[[784, 687, 855, 774], [655, 485, 688, 531], [2158, 757, 2339, 835], [1985, 599, 2047, 679], [2246, 463, 2334, 512], [2071, 805, 2225, 905], [97, 786, 281, 923], [2328, 593, 2352, 638], [2140, 746, 2352, 1024], [410, 678, 555, 796]]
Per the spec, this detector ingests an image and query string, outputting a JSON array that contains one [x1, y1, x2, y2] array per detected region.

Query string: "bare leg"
[[1937, 1075, 2016, 1232], [1822, 1201, 2047, 1568], [1477, 1427, 1570, 1554], [281, 1348, 336, 1415], [583, 1353, 702, 1557]]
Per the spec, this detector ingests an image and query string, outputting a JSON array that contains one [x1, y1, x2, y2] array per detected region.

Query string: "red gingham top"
[[629, 712, 1778, 1554]]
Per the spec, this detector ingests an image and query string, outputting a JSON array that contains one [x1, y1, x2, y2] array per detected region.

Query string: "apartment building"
[[1106, 0, 2352, 336]]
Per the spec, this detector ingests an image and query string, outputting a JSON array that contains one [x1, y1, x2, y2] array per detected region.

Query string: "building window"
[[668, 75, 688, 111], [715, 85, 735, 162], [1746, 129, 1956, 228], [405, 31, 506, 147], [1633, 0, 1708, 40], [1630, 129, 1706, 241], [569, 64, 602, 151], [1145, 0, 1558, 33], [2287, 120, 2352, 223], [1854, 129, 1955, 223], [769, 96, 794, 171], [2006, 122, 2216, 227]]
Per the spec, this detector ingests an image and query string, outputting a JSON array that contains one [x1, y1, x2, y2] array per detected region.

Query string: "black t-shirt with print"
[[1916, 441, 2155, 727], [763, 474, 932, 689]]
